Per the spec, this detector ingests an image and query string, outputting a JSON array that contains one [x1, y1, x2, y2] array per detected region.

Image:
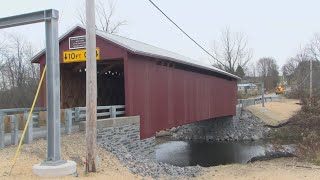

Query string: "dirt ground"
[[2, 126, 320, 179], [0, 132, 147, 180], [246, 99, 301, 126], [197, 158, 320, 180]]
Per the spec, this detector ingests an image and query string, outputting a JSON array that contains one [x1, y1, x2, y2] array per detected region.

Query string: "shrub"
[[297, 132, 320, 165]]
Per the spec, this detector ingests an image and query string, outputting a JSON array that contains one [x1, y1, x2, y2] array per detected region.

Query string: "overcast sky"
[[1, 0, 320, 68]]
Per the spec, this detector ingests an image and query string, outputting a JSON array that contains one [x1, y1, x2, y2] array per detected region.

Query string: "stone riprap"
[[97, 123, 155, 159], [94, 116, 202, 178], [170, 110, 270, 142], [100, 142, 202, 178]]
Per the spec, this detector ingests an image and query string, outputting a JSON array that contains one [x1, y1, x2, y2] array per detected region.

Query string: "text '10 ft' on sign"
[[63, 48, 100, 63]]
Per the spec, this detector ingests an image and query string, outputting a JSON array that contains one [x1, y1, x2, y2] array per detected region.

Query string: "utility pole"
[[261, 81, 265, 107], [86, 0, 97, 172], [310, 59, 313, 106]]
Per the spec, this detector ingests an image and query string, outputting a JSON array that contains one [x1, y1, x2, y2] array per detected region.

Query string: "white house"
[[237, 83, 257, 92]]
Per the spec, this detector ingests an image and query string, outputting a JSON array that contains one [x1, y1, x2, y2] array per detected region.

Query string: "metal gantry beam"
[[0, 9, 61, 163], [0, 9, 58, 29]]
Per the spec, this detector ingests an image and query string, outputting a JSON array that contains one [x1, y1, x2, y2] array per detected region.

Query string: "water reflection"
[[156, 138, 266, 167]]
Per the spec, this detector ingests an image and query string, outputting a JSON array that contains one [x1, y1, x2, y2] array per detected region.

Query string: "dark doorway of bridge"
[[60, 60, 124, 108], [156, 138, 266, 167]]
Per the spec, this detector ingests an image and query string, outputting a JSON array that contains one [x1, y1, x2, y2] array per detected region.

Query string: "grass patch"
[[270, 101, 320, 165]]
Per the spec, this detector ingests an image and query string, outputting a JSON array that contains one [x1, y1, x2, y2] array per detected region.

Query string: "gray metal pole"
[[0, 112, 4, 149], [310, 59, 313, 105], [45, 10, 61, 162], [261, 81, 265, 107], [86, 0, 97, 172]]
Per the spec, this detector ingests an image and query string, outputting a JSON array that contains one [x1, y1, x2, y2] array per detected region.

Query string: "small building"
[[31, 25, 239, 139], [237, 83, 258, 96], [237, 83, 257, 91]]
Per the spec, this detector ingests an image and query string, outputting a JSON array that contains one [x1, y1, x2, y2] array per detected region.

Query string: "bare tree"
[[282, 47, 309, 85], [283, 33, 320, 99], [256, 57, 279, 90], [282, 58, 299, 76], [0, 40, 6, 90], [0, 33, 39, 108], [77, 0, 127, 34], [307, 33, 320, 61], [245, 62, 257, 78], [211, 28, 253, 75]]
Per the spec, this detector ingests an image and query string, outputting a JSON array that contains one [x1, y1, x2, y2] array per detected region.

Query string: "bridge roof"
[[31, 24, 239, 80]]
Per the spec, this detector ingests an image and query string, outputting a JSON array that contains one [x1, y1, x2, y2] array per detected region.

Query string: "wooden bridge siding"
[[125, 54, 237, 139]]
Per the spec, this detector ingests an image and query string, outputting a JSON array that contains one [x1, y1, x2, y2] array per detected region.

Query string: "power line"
[[147, 0, 222, 65], [296, 73, 310, 89]]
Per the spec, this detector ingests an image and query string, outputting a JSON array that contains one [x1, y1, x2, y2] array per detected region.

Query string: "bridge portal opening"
[[60, 60, 124, 108]]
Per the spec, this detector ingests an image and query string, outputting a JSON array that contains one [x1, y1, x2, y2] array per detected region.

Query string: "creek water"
[[156, 138, 268, 167]]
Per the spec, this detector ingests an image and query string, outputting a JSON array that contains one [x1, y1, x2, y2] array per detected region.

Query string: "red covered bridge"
[[31, 25, 239, 139]]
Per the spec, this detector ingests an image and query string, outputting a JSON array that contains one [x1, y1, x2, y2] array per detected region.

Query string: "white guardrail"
[[73, 105, 125, 122], [0, 105, 125, 148]]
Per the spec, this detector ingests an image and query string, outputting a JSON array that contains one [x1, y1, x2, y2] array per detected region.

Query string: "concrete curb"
[[32, 160, 77, 178]]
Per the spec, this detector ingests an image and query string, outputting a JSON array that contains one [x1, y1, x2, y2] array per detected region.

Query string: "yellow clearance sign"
[[63, 48, 100, 63]]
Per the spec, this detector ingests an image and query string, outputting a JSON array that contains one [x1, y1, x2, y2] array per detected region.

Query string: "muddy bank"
[[247, 144, 297, 163], [195, 157, 320, 180]]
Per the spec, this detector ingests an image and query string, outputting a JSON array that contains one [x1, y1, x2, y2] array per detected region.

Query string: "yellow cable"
[[9, 65, 47, 175]]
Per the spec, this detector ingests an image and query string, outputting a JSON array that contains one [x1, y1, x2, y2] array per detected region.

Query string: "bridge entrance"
[[60, 60, 124, 108]]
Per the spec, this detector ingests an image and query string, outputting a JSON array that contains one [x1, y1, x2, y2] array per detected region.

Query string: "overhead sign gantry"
[[0, 9, 76, 177]]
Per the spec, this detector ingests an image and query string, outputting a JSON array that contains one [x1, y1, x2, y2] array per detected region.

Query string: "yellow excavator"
[[275, 85, 284, 95]]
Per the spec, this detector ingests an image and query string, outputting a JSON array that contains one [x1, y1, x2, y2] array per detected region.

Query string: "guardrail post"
[[23, 111, 33, 144], [65, 109, 72, 135], [11, 115, 18, 145], [0, 112, 5, 149], [75, 107, 80, 122], [111, 106, 116, 118]]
